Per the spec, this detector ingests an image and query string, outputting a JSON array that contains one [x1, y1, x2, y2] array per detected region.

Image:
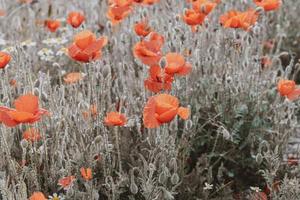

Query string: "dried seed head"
[[159, 57, 166, 68], [130, 181, 138, 194], [256, 153, 263, 164], [171, 173, 179, 185], [184, 119, 193, 130], [94, 135, 102, 143]]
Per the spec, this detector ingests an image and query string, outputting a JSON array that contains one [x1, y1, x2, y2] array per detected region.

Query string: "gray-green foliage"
[[0, 0, 300, 199]]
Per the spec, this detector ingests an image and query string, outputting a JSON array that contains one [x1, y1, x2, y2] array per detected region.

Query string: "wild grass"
[[0, 0, 300, 199]]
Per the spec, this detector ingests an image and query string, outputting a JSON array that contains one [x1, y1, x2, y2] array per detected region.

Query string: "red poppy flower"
[[0, 94, 49, 127], [183, 8, 206, 32], [164, 53, 192, 76], [58, 176, 76, 190], [29, 192, 47, 200], [220, 9, 259, 30], [134, 20, 152, 37], [67, 11, 85, 28], [0, 51, 11, 69], [141, 0, 160, 5], [192, 0, 219, 15], [68, 30, 108, 63], [80, 167, 93, 181], [107, 3, 133, 25], [133, 32, 164, 66], [144, 65, 174, 93], [143, 94, 190, 128], [44, 19, 60, 32], [277, 79, 300, 101], [104, 112, 127, 126], [253, 0, 281, 11]]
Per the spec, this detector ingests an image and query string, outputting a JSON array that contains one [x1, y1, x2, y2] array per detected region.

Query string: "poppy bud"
[[256, 153, 263, 164]]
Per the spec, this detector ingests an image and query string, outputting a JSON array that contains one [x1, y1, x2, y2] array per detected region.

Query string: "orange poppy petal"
[[149, 32, 164, 47], [154, 94, 179, 110], [104, 112, 126, 126], [0, 107, 18, 127], [0, 52, 11, 69], [178, 62, 192, 76], [143, 97, 160, 128], [156, 107, 178, 123], [7, 111, 35, 122], [14, 94, 38, 114], [178, 107, 190, 120], [144, 79, 163, 93], [0, 9, 6, 17], [92, 51, 102, 61], [134, 20, 152, 37], [82, 36, 108, 55], [58, 176, 76, 189], [29, 192, 47, 200], [149, 65, 162, 79], [165, 53, 185, 74], [277, 79, 296, 96], [68, 44, 82, 58], [136, 43, 159, 57], [287, 88, 300, 101], [45, 20, 61, 32], [74, 30, 96, 50], [80, 167, 93, 181], [107, 5, 132, 25], [67, 12, 85, 28]]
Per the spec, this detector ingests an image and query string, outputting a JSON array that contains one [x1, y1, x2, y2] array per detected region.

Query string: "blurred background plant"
[[0, 0, 300, 199]]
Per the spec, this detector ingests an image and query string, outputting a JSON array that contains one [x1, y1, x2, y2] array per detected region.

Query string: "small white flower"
[[250, 186, 261, 192], [56, 47, 68, 56], [48, 193, 64, 200], [60, 70, 66, 75], [21, 39, 36, 47], [2, 46, 16, 53], [38, 48, 54, 61], [203, 182, 213, 190], [42, 37, 68, 46]]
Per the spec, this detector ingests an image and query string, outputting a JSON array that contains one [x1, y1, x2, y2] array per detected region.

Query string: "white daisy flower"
[[38, 48, 54, 61], [42, 37, 68, 46], [48, 193, 65, 200], [56, 47, 68, 56], [21, 39, 36, 47], [203, 182, 213, 190], [2, 46, 17, 53]]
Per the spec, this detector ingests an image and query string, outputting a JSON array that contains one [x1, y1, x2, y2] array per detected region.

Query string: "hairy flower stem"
[[114, 126, 122, 174], [0, 128, 17, 178]]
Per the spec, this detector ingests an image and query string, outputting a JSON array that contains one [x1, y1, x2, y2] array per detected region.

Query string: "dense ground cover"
[[0, 0, 300, 199]]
